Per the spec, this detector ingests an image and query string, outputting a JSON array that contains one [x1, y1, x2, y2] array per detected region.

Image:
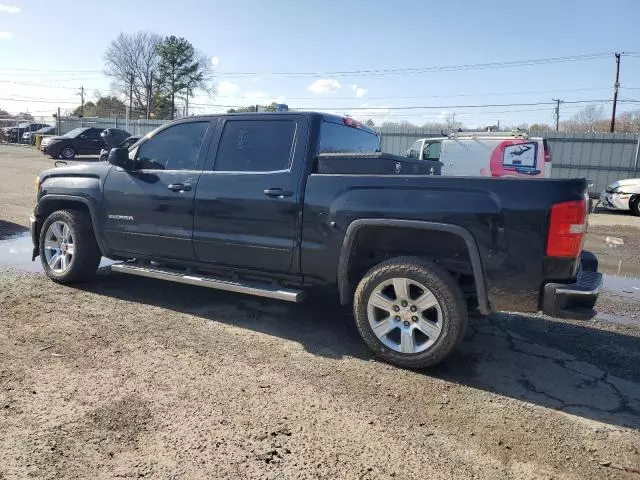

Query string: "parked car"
[[601, 178, 640, 215], [405, 131, 552, 178], [41, 127, 107, 159], [98, 128, 135, 161], [23, 126, 56, 145], [29, 112, 601, 369], [4, 122, 50, 143]]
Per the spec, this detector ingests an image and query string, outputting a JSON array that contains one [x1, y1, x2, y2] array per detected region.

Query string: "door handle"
[[168, 183, 192, 192], [264, 188, 293, 198]]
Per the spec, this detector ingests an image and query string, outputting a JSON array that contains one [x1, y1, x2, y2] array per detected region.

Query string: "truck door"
[[102, 120, 213, 259], [193, 115, 308, 273]]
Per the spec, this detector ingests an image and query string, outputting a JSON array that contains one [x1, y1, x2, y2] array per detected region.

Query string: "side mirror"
[[108, 147, 130, 169], [80, 134, 87, 139]]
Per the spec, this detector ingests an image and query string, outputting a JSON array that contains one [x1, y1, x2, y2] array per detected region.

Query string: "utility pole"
[[553, 98, 562, 132], [78, 86, 85, 118], [146, 77, 152, 120], [610, 52, 621, 133], [128, 73, 134, 122]]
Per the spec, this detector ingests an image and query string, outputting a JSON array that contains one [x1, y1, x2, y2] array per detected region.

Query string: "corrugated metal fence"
[[376, 125, 640, 193], [58, 117, 167, 137], [542, 132, 640, 193]]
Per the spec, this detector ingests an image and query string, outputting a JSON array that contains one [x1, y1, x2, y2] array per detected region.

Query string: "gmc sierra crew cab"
[[30, 112, 602, 368]]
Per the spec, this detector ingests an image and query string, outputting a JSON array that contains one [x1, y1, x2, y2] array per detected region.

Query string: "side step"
[[110, 262, 305, 303]]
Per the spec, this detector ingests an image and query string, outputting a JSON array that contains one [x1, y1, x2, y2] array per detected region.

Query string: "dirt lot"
[[1, 145, 639, 479]]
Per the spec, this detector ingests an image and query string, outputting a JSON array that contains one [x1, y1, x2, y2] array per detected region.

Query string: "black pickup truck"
[[30, 112, 602, 368]]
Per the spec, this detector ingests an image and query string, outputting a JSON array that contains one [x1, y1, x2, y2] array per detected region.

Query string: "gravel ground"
[[1, 145, 640, 479]]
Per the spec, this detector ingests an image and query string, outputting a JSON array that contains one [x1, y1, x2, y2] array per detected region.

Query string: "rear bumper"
[[542, 251, 602, 319]]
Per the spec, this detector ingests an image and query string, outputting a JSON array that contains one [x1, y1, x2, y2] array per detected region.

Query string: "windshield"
[[62, 127, 87, 138]]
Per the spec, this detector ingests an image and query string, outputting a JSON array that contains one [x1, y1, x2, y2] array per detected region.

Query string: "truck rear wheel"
[[353, 256, 467, 369], [39, 209, 101, 283]]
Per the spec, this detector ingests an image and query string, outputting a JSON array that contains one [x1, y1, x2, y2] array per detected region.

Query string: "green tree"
[[72, 96, 127, 117], [227, 102, 278, 114], [157, 36, 206, 119], [16, 112, 34, 121], [0, 108, 10, 118]]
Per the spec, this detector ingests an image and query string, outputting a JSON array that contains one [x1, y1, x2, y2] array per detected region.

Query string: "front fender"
[[35, 194, 108, 256]]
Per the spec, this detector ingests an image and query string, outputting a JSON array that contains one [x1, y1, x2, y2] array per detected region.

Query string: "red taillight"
[[343, 116, 363, 129], [546, 200, 586, 257], [543, 140, 551, 163]]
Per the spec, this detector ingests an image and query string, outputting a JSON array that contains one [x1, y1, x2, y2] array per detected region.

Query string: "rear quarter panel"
[[302, 175, 587, 312]]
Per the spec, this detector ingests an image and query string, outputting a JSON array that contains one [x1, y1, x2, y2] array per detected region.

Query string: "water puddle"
[[602, 274, 640, 299], [0, 233, 113, 273]]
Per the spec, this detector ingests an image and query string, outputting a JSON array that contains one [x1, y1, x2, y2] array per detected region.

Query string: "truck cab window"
[[136, 121, 208, 171], [213, 120, 296, 172], [407, 140, 421, 159], [422, 141, 441, 160]]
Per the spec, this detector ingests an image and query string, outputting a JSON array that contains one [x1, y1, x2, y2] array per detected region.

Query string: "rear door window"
[[319, 121, 380, 154], [213, 119, 296, 172], [502, 142, 537, 168]]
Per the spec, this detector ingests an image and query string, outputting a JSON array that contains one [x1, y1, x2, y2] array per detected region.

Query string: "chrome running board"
[[110, 262, 304, 303]]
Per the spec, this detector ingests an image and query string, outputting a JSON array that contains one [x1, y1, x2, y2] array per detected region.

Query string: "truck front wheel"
[[39, 209, 101, 283], [353, 257, 467, 369]]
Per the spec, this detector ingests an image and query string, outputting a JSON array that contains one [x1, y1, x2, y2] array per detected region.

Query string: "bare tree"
[[617, 110, 640, 133], [104, 32, 163, 119], [562, 105, 609, 133]]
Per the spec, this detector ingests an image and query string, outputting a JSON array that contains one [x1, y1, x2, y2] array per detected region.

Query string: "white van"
[[406, 132, 552, 178]]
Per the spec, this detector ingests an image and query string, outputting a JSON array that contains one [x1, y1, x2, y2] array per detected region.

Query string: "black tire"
[[353, 256, 467, 369], [60, 146, 76, 160], [630, 196, 640, 217], [39, 209, 101, 283]]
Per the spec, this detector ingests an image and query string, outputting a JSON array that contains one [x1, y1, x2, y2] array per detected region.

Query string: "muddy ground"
[[1, 145, 639, 479]]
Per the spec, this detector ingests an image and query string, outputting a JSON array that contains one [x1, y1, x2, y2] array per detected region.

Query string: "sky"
[[1, 0, 640, 128]]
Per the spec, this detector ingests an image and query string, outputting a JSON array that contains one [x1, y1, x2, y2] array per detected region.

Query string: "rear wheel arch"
[[337, 219, 490, 314]]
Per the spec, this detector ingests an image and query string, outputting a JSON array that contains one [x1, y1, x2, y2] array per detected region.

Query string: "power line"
[[192, 99, 627, 111], [0, 52, 613, 79], [215, 53, 613, 78], [213, 86, 617, 101]]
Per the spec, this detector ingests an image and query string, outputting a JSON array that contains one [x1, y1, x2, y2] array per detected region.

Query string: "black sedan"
[[42, 127, 107, 159]]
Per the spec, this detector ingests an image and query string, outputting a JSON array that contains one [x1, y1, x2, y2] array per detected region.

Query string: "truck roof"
[[183, 111, 378, 136]]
